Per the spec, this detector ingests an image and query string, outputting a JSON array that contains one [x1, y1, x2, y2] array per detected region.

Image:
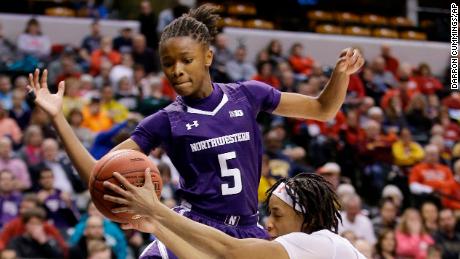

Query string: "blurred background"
[[0, 0, 458, 259]]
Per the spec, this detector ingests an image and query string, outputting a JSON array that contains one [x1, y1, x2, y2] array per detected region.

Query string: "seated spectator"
[[266, 39, 286, 66], [114, 77, 140, 111], [0, 104, 22, 146], [420, 201, 439, 235], [7, 207, 64, 258], [258, 154, 276, 204], [36, 167, 80, 237], [133, 64, 150, 98], [381, 44, 399, 77], [317, 162, 341, 191], [225, 45, 257, 82], [381, 185, 404, 212], [405, 94, 433, 141], [0, 22, 17, 70], [372, 198, 399, 236], [397, 62, 419, 90], [380, 76, 417, 112], [69, 201, 127, 259], [396, 208, 434, 259], [288, 42, 314, 76], [0, 75, 12, 110], [132, 34, 158, 74], [442, 159, 460, 209], [433, 209, 460, 259], [371, 57, 398, 92], [62, 78, 86, 117], [82, 97, 113, 132], [415, 63, 443, 96], [67, 108, 94, 149], [210, 33, 232, 82], [374, 229, 397, 259], [8, 89, 31, 131], [157, 162, 178, 208], [346, 73, 366, 106], [53, 53, 82, 86], [0, 137, 30, 191], [138, 0, 158, 50], [339, 194, 377, 245], [361, 67, 383, 104], [0, 194, 67, 252], [90, 36, 121, 76], [16, 18, 51, 61], [93, 60, 112, 89], [109, 53, 134, 89], [17, 125, 43, 169], [278, 70, 298, 93], [99, 85, 129, 123], [29, 107, 57, 139], [32, 138, 85, 194], [392, 127, 425, 167], [80, 20, 102, 62], [438, 113, 460, 149], [87, 240, 115, 259], [409, 144, 453, 196], [136, 77, 171, 116], [112, 27, 133, 54], [0, 170, 22, 228], [252, 61, 281, 89]]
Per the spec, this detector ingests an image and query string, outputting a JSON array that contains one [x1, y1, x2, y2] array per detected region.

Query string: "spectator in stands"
[[433, 208, 460, 259], [257, 154, 276, 204], [0, 103, 22, 145], [346, 72, 366, 107], [136, 76, 171, 116], [67, 108, 94, 149], [115, 77, 140, 111], [17, 125, 43, 168], [374, 229, 397, 259], [109, 53, 134, 88], [0, 22, 16, 70], [0, 249, 16, 259], [253, 61, 280, 89], [86, 0, 109, 19], [8, 89, 31, 131], [372, 198, 399, 236], [415, 63, 443, 96], [7, 207, 64, 258], [36, 167, 80, 237], [409, 144, 453, 196], [396, 208, 434, 259], [225, 45, 257, 82], [339, 193, 377, 245], [210, 33, 232, 82], [266, 39, 286, 66], [87, 240, 115, 259], [317, 162, 341, 190], [361, 66, 382, 104], [53, 54, 82, 86], [397, 63, 419, 90], [93, 60, 112, 89], [405, 94, 433, 141], [288, 42, 314, 76], [392, 127, 425, 168], [16, 18, 51, 61], [113, 27, 133, 54], [82, 96, 113, 132], [90, 36, 121, 76], [81, 20, 102, 61], [381, 44, 399, 77], [100, 85, 129, 123], [132, 34, 158, 74], [69, 201, 127, 259], [383, 95, 407, 132], [381, 75, 417, 112], [441, 159, 460, 210], [0, 137, 30, 190], [70, 215, 112, 259], [371, 56, 398, 93], [421, 201, 439, 235], [278, 70, 298, 93], [62, 77, 86, 118], [157, 162, 178, 208], [34, 138, 85, 195], [0, 75, 13, 111], [0, 170, 21, 228], [138, 0, 158, 50], [0, 194, 67, 252], [156, 1, 190, 35]]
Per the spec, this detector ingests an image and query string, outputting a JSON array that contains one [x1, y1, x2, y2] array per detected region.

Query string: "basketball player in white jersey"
[[104, 171, 366, 259]]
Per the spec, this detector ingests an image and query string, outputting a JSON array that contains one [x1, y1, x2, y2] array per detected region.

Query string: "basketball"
[[89, 149, 163, 223]]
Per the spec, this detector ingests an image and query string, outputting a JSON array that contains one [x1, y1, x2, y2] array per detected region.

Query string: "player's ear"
[[205, 48, 213, 67]]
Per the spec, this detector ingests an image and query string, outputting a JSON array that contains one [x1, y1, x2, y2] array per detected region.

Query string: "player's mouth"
[[173, 81, 192, 88]]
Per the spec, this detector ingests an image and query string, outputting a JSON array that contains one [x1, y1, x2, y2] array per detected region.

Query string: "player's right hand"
[[27, 68, 65, 118]]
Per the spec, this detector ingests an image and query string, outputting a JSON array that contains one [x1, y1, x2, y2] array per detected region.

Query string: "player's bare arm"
[[103, 170, 290, 259], [28, 69, 142, 184], [273, 48, 364, 121]]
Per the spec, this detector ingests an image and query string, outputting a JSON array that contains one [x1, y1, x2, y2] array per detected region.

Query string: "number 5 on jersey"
[[218, 151, 242, 195]]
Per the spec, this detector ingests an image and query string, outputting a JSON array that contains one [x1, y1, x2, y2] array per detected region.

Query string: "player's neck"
[[189, 77, 213, 100]]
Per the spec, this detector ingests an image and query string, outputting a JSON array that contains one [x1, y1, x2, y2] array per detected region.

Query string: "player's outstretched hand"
[[27, 68, 65, 118], [103, 168, 160, 233], [335, 48, 365, 75]]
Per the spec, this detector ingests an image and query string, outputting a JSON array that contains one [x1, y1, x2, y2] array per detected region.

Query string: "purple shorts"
[[139, 205, 269, 259]]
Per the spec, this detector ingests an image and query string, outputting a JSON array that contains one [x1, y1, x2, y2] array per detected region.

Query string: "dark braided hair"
[[159, 4, 220, 47], [266, 173, 342, 234]]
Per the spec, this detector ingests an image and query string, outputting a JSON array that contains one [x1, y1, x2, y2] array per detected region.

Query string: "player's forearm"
[[52, 113, 96, 183], [317, 69, 349, 119], [151, 203, 236, 258]]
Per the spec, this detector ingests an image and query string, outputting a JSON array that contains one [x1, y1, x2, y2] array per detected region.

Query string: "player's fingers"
[[34, 69, 40, 89], [103, 194, 129, 205], [57, 81, 65, 97], [112, 207, 135, 214], [103, 180, 132, 198], [28, 73, 36, 90], [113, 172, 136, 191], [339, 48, 350, 58], [144, 168, 153, 187], [120, 223, 133, 230], [41, 69, 48, 86]]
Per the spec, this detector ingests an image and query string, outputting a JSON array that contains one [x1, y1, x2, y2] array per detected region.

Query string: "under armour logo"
[[224, 215, 240, 226], [186, 120, 199, 130]]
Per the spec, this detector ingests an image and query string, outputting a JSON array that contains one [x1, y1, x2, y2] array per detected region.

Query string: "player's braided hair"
[[159, 4, 220, 47], [266, 173, 342, 234]]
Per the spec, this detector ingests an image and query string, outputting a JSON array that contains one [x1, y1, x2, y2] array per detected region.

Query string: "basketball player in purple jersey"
[[27, 4, 364, 258]]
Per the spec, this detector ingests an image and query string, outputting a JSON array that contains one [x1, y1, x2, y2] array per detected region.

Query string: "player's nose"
[[172, 63, 184, 78]]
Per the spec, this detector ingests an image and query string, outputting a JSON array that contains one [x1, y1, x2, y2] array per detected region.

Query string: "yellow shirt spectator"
[[392, 140, 425, 166], [102, 100, 129, 123]]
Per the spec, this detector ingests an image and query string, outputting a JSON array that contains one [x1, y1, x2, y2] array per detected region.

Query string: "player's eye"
[[183, 58, 193, 64]]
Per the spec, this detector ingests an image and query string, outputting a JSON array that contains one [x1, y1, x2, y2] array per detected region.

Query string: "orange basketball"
[[89, 149, 162, 223]]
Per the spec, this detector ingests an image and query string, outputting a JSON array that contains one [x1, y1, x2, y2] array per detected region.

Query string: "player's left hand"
[[103, 168, 160, 232], [335, 48, 364, 75]]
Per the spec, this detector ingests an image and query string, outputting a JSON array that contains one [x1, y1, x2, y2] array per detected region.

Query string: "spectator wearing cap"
[[317, 162, 341, 190], [112, 27, 133, 54], [432, 209, 460, 259], [0, 170, 22, 228], [82, 96, 113, 132], [0, 137, 29, 191], [409, 144, 454, 196], [382, 185, 404, 210], [392, 127, 425, 168], [338, 193, 377, 245], [372, 198, 399, 236]]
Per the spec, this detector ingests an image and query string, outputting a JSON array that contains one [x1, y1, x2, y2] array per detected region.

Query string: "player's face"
[[160, 36, 213, 98], [266, 195, 304, 240]]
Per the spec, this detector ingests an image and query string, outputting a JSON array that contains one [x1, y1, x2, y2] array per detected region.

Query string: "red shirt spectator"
[[90, 37, 121, 76], [415, 63, 443, 95], [288, 43, 314, 76], [381, 45, 400, 76], [253, 61, 280, 89]]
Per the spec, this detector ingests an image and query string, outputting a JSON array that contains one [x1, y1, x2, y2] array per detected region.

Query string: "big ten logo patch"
[[229, 110, 244, 118]]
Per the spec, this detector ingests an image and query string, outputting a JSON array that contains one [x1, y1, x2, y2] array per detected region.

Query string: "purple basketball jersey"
[[131, 80, 281, 216]]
